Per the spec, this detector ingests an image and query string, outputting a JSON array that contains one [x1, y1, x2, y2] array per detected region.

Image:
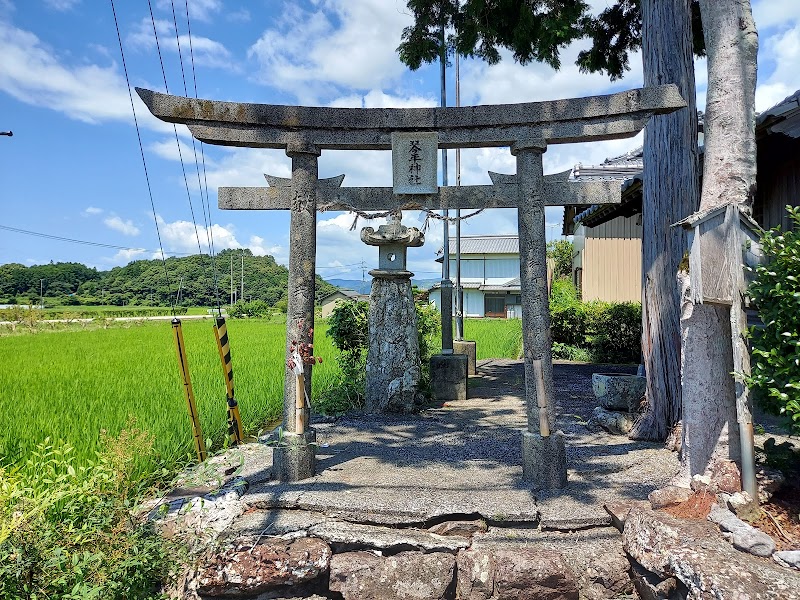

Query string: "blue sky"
[[2, 0, 799, 282]]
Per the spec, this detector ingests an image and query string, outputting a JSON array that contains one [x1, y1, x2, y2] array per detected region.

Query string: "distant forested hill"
[[0, 248, 336, 307]]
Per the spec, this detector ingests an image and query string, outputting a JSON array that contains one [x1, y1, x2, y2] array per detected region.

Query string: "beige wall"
[[575, 216, 642, 303]]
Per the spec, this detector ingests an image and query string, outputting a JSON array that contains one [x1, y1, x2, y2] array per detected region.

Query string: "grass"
[[0, 314, 526, 477], [431, 318, 523, 359], [0, 318, 338, 477]]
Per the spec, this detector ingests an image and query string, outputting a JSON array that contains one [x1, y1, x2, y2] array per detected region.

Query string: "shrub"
[[0, 428, 175, 599], [746, 206, 800, 432], [550, 276, 579, 310], [228, 300, 271, 318], [589, 302, 642, 364]]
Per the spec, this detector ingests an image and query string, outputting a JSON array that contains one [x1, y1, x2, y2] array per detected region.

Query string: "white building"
[[428, 235, 523, 318]]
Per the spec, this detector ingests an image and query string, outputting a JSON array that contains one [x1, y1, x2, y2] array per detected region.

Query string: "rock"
[[690, 474, 712, 493], [648, 485, 692, 509], [709, 459, 742, 494], [582, 549, 633, 599], [196, 537, 331, 597], [456, 547, 579, 600], [774, 550, 800, 570], [623, 506, 800, 599], [308, 520, 468, 553], [588, 406, 636, 436], [721, 491, 761, 523], [708, 504, 776, 557], [630, 561, 680, 600], [604, 500, 650, 532], [427, 519, 487, 537], [329, 551, 455, 600], [592, 373, 646, 412], [756, 465, 785, 503]]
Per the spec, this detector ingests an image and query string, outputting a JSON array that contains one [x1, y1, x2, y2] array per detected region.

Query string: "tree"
[[679, 0, 758, 479], [399, 0, 702, 441], [546, 240, 574, 279]]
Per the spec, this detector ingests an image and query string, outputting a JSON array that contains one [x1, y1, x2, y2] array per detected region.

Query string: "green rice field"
[[0, 316, 522, 475], [0, 319, 339, 474]]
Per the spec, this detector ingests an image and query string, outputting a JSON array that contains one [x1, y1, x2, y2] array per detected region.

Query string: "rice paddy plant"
[[0, 319, 338, 477], [429, 318, 523, 359]]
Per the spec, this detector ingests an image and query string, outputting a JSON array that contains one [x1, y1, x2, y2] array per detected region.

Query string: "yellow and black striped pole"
[[213, 316, 244, 445], [172, 318, 207, 462]]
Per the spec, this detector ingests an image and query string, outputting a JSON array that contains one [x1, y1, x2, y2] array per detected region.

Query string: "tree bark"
[[680, 0, 758, 479], [630, 0, 699, 441]]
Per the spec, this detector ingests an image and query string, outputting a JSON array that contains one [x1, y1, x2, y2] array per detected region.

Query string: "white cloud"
[[83, 206, 103, 215], [155, 215, 283, 260], [110, 248, 147, 264], [329, 89, 437, 109], [248, 0, 413, 102], [0, 21, 175, 132], [755, 24, 800, 112], [127, 17, 235, 71], [753, 0, 800, 31], [156, 0, 221, 23], [104, 216, 141, 236], [43, 0, 79, 11]]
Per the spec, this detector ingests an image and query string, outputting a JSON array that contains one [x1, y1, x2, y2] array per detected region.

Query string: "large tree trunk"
[[680, 0, 758, 479], [630, 0, 699, 441]]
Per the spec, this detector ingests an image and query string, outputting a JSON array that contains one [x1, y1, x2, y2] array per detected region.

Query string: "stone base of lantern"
[[273, 430, 317, 482], [521, 430, 567, 489], [453, 340, 477, 376], [429, 353, 468, 402]]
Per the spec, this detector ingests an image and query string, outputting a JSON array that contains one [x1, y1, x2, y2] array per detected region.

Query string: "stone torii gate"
[[138, 85, 685, 487]]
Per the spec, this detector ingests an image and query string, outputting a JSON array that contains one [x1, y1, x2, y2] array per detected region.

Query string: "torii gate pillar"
[[514, 140, 567, 488], [273, 143, 320, 482]]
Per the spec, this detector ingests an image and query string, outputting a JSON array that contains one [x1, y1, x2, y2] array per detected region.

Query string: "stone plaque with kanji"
[[391, 131, 438, 195]]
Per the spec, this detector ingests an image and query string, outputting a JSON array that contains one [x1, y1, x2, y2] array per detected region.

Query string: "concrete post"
[[275, 143, 319, 481], [440, 279, 454, 354], [514, 140, 567, 489]]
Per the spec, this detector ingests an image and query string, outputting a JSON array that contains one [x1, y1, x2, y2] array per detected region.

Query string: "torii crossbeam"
[[138, 85, 685, 486]]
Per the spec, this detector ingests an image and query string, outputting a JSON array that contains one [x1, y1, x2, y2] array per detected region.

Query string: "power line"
[[0, 224, 191, 255], [110, 0, 175, 312]]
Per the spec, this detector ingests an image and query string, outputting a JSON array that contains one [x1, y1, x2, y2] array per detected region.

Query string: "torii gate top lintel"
[[135, 85, 685, 150]]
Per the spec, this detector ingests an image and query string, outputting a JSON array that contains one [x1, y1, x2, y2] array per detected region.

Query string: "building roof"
[[572, 147, 644, 180], [566, 96, 800, 233], [429, 277, 521, 292], [319, 289, 365, 303], [756, 90, 800, 138], [436, 235, 519, 259]]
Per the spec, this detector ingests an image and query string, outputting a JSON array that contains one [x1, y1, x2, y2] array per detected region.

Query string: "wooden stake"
[[295, 372, 306, 434]]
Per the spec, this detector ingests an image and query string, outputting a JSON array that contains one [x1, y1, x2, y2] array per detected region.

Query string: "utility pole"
[[230, 254, 234, 305], [40, 279, 44, 309], [240, 251, 245, 303], [455, 50, 464, 340]]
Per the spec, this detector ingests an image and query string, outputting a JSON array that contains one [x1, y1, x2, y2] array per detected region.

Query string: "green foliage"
[[0, 431, 174, 599], [546, 241, 574, 279], [397, 0, 704, 81], [228, 300, 272, 319], [318, 301, 370, 414], [398, 0, 588, 71], [550, 277, 580, 309], [589, 302, 642, 364], [326, 301, 370, 356], [1, 249, 338, 310], [746, 206, 800, 432], [548, 278, 642, 364]]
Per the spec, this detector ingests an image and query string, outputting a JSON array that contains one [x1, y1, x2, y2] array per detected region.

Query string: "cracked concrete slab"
[[230, 361, 678, 535]]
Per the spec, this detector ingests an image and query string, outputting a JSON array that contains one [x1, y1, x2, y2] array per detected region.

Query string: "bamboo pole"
[[172, 318, 207, 462], [213, 316, 244, 445]]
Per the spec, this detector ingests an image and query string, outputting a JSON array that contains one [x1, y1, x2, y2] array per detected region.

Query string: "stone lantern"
[[360, 212, 424, 412]]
